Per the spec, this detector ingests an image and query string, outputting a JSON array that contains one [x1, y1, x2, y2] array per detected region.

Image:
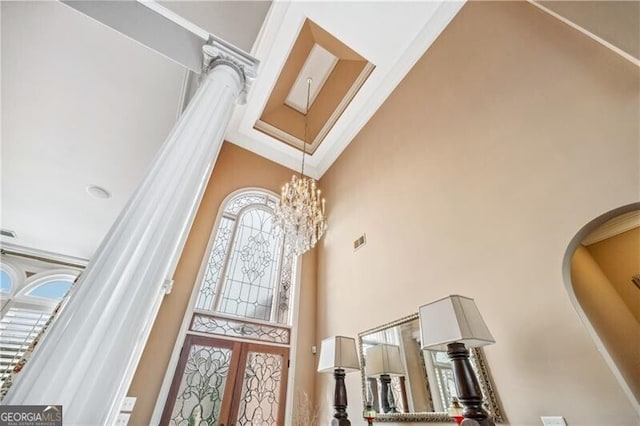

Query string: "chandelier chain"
[[300, 77, 311, 178], [273, 76, 327, 256]]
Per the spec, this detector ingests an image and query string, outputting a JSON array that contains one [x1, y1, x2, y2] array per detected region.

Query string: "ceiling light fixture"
[[274, 77, 327, 256], [86, 184, 112, 200]]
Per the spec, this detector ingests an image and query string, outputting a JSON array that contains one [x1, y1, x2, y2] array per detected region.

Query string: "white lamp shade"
[[419, 295, 495, 351], [365, 344, 404, 377], [317, 336, 360, 373]]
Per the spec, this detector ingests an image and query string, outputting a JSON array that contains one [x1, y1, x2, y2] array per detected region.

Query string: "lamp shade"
[[365, 344, 404, 377], [419, 295, 495, 351], [317, 336, 360, 373]]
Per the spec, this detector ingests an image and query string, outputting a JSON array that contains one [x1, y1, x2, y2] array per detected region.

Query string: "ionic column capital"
[[202, 37, 259, 105]]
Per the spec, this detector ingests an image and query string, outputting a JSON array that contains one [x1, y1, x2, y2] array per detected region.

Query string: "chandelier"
[[274, 78, 327, 256]]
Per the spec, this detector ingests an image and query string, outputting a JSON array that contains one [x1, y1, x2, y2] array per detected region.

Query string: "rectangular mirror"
[[357, 313, 504, 422]]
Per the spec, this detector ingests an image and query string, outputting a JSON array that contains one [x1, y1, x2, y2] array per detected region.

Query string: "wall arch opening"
[[562, 203, 640, 414]]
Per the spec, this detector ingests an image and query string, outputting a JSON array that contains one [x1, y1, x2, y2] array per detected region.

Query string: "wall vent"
[[353, 234, 366, 251], [0, 229, 17, 238]]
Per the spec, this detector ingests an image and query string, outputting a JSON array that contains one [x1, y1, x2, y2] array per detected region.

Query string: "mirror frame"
[[357, 313, 505, 423]]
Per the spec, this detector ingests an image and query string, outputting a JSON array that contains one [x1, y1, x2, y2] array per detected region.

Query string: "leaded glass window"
[[195, 190, 295, 325]]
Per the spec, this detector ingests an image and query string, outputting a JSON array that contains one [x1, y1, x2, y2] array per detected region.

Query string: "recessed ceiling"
[[254, 18, 375, 156], [285, 44, 338, 115]]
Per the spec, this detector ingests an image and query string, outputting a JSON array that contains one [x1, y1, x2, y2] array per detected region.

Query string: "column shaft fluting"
[[4, 48, 256, 426]]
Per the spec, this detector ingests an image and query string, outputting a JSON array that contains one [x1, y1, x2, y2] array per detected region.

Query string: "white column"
[[4, 41, 258, 426]]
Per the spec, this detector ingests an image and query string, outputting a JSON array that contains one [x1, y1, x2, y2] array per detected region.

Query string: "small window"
[[0, 270, 11, 293], [25, 280, 72, 300]]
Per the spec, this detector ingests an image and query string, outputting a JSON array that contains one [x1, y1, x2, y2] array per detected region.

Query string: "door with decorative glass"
[[160, 336, 288, 426], [158, 189, 297, 426]]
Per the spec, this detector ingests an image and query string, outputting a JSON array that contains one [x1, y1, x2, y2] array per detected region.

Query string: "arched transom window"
[[0, 258, 80, 387], [195, 189, 295, 325]]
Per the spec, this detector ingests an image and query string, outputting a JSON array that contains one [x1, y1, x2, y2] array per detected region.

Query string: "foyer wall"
[[316, 2, 639, 425], [587, 227, 640, 323], [126, 143, 317, 424]]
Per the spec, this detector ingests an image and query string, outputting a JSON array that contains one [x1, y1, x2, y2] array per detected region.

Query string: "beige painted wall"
[[587, 227, 640, 323], [571, 245, 640, 404], [126, 143, 317, 425], [316, 2, 639, 425]]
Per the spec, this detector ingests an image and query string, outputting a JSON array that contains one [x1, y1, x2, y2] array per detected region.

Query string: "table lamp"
[[418, 295, 495, 426], [317, 336, 360, 426], [364, 344, 404, 413]]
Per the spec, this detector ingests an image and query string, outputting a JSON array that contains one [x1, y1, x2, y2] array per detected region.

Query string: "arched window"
[[194, 189, 295, 324], [158, 189, 297, 426], [0, 259, 80, 388]]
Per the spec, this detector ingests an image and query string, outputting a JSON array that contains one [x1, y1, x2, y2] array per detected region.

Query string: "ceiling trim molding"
[[582, 210, 640, 246], [255, 61, 375, 155], [226, 1, 466, 179], [528, 0, 640, 67], [1, 241, 89, 269]]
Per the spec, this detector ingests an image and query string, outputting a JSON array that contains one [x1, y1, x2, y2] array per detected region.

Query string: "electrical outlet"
[[121, 397, 136, 412], [541, 416, 567, 426], [115, 413, 130, 426]]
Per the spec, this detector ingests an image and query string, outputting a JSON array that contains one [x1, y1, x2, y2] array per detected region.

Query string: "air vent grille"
[[0, 229, 16, 238], [354, 234, 366, 251]]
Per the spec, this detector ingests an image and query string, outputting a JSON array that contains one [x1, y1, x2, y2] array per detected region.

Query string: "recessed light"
[[86, 185, 111, 199]]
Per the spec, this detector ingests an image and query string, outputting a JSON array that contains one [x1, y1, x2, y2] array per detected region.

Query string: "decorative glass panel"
[[191, 314, 290, 344], [0, 271, 11, 293], [25, 280, 72, 300], [169, 345, 233, 426], [218, 209, 282, 321], [235, 351, 283, 425], [196, 217, 235, 311], [276, 238, 294, 324], [224, 193, 268, 215]]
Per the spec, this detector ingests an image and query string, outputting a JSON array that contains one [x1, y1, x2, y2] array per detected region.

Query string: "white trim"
[[562, 203, 640, 415], [137, 1, 210, 41], [283, 254, 303, 426], [0, 258, 25, 297], [582, 210, 640, 246], [527, 1, 640, 67], [1, 242, 88, 269], [19, 270, 79, 297]]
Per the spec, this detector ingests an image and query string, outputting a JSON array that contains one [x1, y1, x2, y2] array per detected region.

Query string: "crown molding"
[[582, 210, 640, 246]]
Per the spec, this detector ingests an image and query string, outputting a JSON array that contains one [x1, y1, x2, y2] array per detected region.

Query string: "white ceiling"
[[1, 1, 185, 260], [1, 1, 462, 260]]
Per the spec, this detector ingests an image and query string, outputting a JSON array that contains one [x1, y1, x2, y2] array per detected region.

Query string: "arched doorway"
[[562, 203, 640, 414]]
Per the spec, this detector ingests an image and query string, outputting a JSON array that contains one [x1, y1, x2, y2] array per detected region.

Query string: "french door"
[[160, 335, 289, 426]]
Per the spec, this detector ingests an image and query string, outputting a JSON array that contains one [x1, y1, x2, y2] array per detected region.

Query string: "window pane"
[[26, 280, 72, 300], [0, 270, 11, 293], [219, 208, 282, 321], [196, 217, 235, 311], [224, 193, 267, 215]]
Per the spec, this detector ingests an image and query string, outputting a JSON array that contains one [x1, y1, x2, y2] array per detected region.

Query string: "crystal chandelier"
[[274, 78, 327, 255]]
